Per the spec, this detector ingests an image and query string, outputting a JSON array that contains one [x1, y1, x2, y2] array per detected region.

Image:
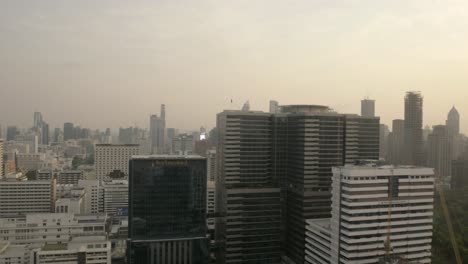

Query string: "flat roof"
[[43, 244, 68, 251], [131, 155, 205, 160], [95, 144, 139, 147]]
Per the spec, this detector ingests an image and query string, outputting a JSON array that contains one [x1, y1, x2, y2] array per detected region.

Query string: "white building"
[[0, 213, 108, 248], [0, 179, 56, 216], [95, 144, 139, 180], [55, 187, 85, 214], [0, 140, 3, 177], [36, 170, 53, 181], [305, 165, 435, 264], [172, 134, 193, 155], [31, 236, 111, 264], [101, 180, 128, 216], [0, 242, 29, 264], [78, 180, 101, 214]]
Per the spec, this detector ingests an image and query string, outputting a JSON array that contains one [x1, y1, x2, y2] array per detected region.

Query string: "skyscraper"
[[388, 119, 405, 165], [149, 104, 166, 154], [33, 112, 43, 128], [128, 155, 209, 264], [446, 106, 460, 136], [63, 122, 74, 141], [361, 98, 375, 117], [427, 125, 452, 178], [404, 91, 424, 165], [379, 124, 390, 160], [215, 105, 380, 264], [41, 122, 49, 145]]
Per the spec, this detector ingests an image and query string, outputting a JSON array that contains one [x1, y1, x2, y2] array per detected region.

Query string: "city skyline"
[[2, 1, 468, 131]]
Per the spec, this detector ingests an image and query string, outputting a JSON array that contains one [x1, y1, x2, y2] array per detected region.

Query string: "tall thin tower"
[[404, 91, 424, 165]]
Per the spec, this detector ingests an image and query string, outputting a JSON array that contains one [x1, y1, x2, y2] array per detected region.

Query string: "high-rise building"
[[42, 122, 49, 145], [0, 179, 56, 216], [149, 104, 166, 154], [305, 164, 435, 264], [128, 155, 209, 264], [379, 124, 389, 160], [446, 106, 460, 136], [404, 91, 424, 165], [34, 112, 43, 128], [361, 98, 375, 117], [119, 127, 135, 144], [64, 122, 74, 141], [388, 119, 405, 165], [6, 126, 19, 141], [269, 100, 280, 113], [207, 149, 216, 182], [95, 144, 139, 181], [427, 125, 452, 178], [215, 105, 380, 264], [53, 128, 61, 143], [172, 134, 194, 155]]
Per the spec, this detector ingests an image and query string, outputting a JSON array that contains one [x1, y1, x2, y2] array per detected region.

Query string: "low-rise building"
[[0, 242, 29, 264], [57, 170, 84, 185], [31, 236, 111, 264], [0, 179, 56, 216], [102, 180, 128, 216], [0, 213, 108, 248]]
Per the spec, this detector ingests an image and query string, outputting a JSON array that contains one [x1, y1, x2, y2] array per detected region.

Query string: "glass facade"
[[128, 156, 208, 264]]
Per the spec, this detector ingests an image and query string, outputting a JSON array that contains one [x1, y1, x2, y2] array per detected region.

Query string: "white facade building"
[[95, 144, 139, 180], [31, 236, 111, 264], [78, 180, 101, 214], [0, 179, 56, 216], [0, 213, 108, 248], [101, 180, 128, 216], [305, 165, 435, 264]]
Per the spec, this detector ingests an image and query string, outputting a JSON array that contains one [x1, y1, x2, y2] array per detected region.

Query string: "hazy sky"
[[1, 0, 468, 132]]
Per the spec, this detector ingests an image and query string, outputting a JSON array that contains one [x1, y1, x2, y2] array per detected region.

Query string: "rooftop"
[[43, 244, 68, 251], [131, 155, 205, 160]]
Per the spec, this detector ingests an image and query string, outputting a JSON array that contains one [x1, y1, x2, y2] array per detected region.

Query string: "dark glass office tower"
[[128, 155, 209, 264], [215, 105, 380, 264]]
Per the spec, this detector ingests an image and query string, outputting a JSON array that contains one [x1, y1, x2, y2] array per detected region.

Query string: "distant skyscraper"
[[269, 100, 280, 113], [427, 125, 452, 178], [53, 128, 61, 143], [33, 112, 43, 128], [95, 144, 139, 181], [128, 155, 209, 264], [379, 124, 390, 159], [361, 98, 375, 117], [306, 164, 435, 264], [404, 91, 424, 165], [446, 106, 460, 136], [41, 122, 49, 145], [216, 105, 380, 264], [388, 119, 405, 165], [149, 104, 166, 154], [172, 134, 194, 155], [63, 122, 74, 141], [119, 127, 135, 144], [6, 126, 19, 141]]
